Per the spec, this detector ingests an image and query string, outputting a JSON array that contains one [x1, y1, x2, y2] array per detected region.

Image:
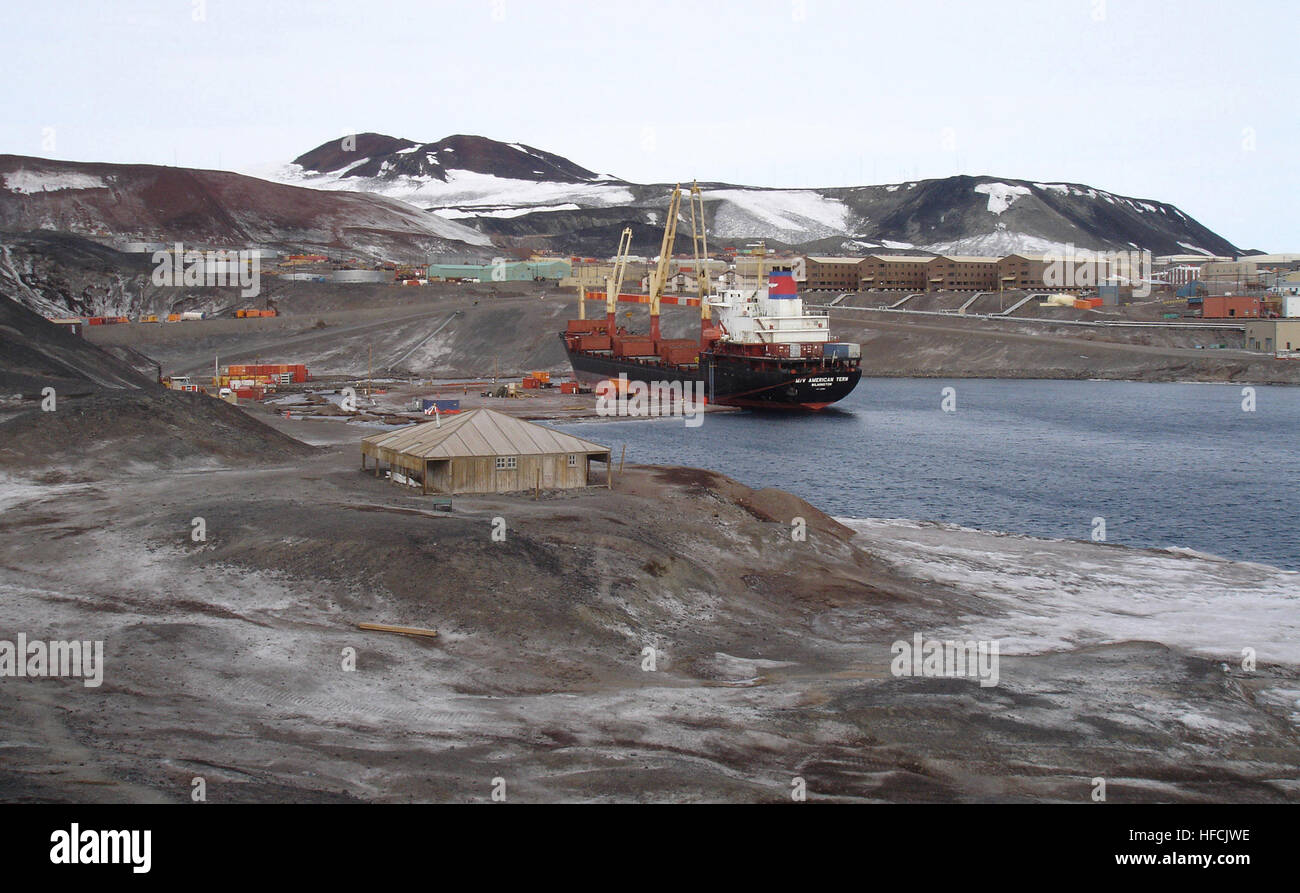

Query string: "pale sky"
[[2, 0, 1294, 250]]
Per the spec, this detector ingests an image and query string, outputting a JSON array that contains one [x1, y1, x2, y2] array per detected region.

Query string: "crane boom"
[[689, 181, 711, 321], [605, 226, 633, 336], [648, 185, 682, 343]]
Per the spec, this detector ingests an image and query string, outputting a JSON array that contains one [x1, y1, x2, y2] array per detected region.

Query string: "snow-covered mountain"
[[267, 133, 1240, 258], [0, 135, 1240, 264]]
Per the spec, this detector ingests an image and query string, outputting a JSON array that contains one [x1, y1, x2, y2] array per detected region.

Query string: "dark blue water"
[[550, 379, 1300, 570]]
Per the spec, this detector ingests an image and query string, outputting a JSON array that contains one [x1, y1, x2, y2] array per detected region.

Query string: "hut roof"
[[361, 408, 609, 460]]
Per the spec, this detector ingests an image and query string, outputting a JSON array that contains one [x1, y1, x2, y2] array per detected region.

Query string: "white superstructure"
[[706, 280, 831, 346]]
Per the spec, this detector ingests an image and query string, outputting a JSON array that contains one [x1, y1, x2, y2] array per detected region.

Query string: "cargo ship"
[[561, 184, 861, 410]]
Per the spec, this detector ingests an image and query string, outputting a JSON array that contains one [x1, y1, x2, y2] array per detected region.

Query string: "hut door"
[[426, 460, 451, 493], [542, 456, 557, 489]]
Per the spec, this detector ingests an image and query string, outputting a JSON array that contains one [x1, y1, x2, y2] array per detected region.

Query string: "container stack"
[[214, 363, 309, 397]]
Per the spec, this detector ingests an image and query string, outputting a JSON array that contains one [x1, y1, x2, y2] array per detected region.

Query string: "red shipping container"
[[614, 338, 655, 357], [577, 335, 611, 351]]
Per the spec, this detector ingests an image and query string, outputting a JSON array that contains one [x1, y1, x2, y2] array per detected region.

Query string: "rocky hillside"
[[0, 136, 1241, 274], [0, 154, 494, 262], [274, 133, 1241, 257], [0, 292, 314, 470]]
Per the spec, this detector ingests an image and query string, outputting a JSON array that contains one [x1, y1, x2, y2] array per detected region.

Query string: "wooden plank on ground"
[[357, 622, 439, 639]]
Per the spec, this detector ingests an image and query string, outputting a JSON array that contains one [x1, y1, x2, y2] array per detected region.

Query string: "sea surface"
[[550, 378, 1300, 571]]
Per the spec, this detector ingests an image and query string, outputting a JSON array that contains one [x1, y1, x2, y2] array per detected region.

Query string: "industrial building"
[[858, 255, 931, 291], [360, 408, 611, 495], [926, 256, 1001, 291], [1201, 296, 1265, 318], [427, 259, 571, 283], [803, 257, 863, 290], [1244, 319, 1300, 356]]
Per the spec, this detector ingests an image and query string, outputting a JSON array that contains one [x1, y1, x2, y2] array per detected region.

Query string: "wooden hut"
[[360, 408, 611, 495]]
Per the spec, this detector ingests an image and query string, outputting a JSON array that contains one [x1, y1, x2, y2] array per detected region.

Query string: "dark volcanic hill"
[[0, 154, 494, 261], [292, 133, 601, 183], [0, 293, 313, 470], [0, 135, 1243, 267], [279, 133, 1240, 257]]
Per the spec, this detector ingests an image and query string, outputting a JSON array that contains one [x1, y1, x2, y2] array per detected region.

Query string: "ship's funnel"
[[768, 271, 798, 299]]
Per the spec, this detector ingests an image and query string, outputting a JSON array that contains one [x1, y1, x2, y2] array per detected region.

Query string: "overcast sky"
[[3, 0, 1294, 249]]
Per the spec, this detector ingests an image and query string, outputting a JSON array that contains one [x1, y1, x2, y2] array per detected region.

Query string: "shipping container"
[[421, 399, 461, 412], [576, 334, 611, 351], [613, 338, 655, 357], [521, 377, 539, 389], [823, 342, 862, 359]]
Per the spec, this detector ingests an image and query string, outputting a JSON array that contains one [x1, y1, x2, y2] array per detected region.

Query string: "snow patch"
[[274, 163, 632, 214], [708, 188, 852, 242], [3, 170, 108, 194], [435, 202, 581, 220], [974, 182, 1031, 215], [922, 231, 1076, 256], [840, 518, 1300, 664]]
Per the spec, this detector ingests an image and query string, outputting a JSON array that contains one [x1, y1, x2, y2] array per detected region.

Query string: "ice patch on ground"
[[272, 163, 632, 214], [708, 189, 852, 242], [436, 202, 581, 220], [838, 518, 1300, 664], [921, 232, 1076, 256], [974, 182, 1032, 215], [3, 170, 108, 193]]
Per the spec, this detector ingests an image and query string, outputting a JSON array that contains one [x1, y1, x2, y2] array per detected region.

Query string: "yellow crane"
[[604, 226, 633, 335], [647, 184, 682, 343], [688, 180, 712, 335]]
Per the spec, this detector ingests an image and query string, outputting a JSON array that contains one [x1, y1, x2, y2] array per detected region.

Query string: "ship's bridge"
[[708, 286, 832, 345]]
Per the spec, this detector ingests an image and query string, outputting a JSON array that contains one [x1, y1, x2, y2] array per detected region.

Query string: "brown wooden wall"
[[364, 447, 608, 495]]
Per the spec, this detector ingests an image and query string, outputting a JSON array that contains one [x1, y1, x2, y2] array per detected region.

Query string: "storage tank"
[[330, 270, 389, 284]]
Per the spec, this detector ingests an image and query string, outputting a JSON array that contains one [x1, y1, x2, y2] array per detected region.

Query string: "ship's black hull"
[[562, 340, 861, 410]]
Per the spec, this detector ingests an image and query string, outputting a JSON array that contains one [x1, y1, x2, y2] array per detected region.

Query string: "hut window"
[[496, 456, 517, 470], [567, 454, 578, 467]]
